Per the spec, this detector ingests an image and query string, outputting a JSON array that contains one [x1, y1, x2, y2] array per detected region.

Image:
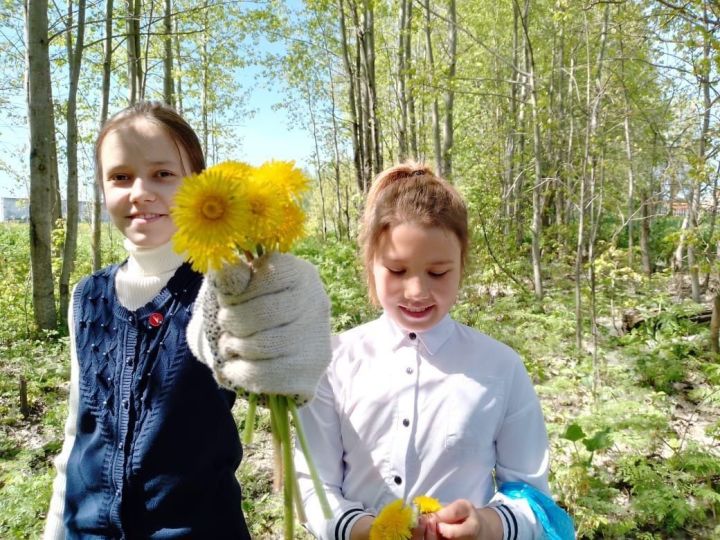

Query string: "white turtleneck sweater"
[[43, 240, 186, 540]]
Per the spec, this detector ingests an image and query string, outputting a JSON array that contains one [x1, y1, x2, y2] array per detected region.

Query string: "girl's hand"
[[187, 252, 331, 402], [431, 500, 503, 540]]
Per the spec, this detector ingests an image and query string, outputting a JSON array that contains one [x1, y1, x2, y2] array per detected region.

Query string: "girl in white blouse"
[[295, 163, 574, 540]]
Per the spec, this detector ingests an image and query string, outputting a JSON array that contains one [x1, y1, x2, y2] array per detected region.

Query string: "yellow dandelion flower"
[[264, 201, 305, 252], [413, 495, 442, 514], [254, 160, 309, 201], [171, 166, 250, 272], [181, 240, 240, 274], [370, 499, 414, 540], [213, 160, 254, 183], [238, 170, 286, 250]]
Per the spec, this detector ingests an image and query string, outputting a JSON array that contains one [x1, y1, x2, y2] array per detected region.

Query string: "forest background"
[[1, 0, 719, 538]]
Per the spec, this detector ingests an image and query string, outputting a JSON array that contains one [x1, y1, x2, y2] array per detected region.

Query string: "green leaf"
[[583, 429, 612, 452], [562, 423, 586, 442]]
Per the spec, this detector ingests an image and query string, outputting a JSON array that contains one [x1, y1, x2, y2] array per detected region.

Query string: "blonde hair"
[[359, 162, 469, 305]]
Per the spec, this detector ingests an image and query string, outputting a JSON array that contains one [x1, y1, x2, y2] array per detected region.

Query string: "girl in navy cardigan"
[[44, 101, 330, 539]]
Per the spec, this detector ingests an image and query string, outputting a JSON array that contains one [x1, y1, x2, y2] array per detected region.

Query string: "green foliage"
[[294, 237, 377, 332], [561, 423, 612, 467], [2, 229, 720, 539], [615, 449, 720, 535]]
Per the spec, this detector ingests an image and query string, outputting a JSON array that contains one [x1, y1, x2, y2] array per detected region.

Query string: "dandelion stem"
[[242, 393, 258, 445], [289, 399, 332, 519], [267, 395, 282, 493], [272, 395, 295, 540]]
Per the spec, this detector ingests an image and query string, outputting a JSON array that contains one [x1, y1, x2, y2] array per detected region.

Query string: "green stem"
[[289, 399, 332, 519], [267, 395, 282, 493], [272, 395, 295, 540], [242, 393, 258, 445]]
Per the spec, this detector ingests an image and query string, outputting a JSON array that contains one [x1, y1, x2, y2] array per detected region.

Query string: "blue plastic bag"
[[499, 482, 575, 540]]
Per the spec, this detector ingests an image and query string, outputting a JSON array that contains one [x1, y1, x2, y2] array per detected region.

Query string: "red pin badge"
[[149, 312, 164, 327]]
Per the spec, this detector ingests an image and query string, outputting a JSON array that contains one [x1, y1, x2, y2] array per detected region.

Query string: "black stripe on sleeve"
[[335, 508, 363, 540], [494, 504, 513, 540], [498, 504, 518, 540]]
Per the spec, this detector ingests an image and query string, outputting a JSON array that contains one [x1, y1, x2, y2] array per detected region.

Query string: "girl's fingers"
[[433, 499, 473, 524], [419, 514, 439, 540]]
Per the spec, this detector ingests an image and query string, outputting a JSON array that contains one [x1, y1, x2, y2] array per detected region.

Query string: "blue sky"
[[0, 81, 313, 199]]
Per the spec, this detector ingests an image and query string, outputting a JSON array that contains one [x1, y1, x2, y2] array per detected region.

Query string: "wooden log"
[[622, 306, 712, 333]]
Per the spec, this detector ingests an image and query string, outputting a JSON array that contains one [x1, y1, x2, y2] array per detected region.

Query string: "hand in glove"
[[187, 252, 332, 404]]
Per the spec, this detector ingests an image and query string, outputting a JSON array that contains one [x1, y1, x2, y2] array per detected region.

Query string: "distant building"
[[1, 197, 29, 221], [0, 197, 109, 223]]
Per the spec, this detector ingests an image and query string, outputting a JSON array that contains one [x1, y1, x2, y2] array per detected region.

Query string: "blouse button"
[[408, 332, 417, 340], [406, 367, 413, 374], [394, 476, 402, 485], [402, 418, 410, 427]]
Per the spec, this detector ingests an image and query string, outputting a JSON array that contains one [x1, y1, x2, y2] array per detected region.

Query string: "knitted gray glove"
[[187, 252, 332, 405]]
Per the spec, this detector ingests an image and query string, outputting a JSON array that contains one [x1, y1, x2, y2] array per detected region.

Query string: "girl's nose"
[[129, 177, 155, 203], [405, 276, 430, 300]]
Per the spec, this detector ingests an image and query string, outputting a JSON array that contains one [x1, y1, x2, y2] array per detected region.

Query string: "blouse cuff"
[[332, 507, 374, 540], [490, 504, 518, 540]]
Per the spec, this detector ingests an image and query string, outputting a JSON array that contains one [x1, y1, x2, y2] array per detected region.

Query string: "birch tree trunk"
[[338, 0, 363, 192], [441, 0, 456, 180], [423, 0, 442, 174], [163, 0, 174, 106], [126, 0, 142, 103], [575, 5, 609, 351], [26, 0, 57, 330], [502, 2, 520, 232], [396, 0, 409, 161], [93, 0, 114, 271], [519, 0, 544, 299], [59, 0, 86, 326]]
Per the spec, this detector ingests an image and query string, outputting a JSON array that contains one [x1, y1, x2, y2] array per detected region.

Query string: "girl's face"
[[372, 222, 461, 332], [100, 117, 190, 248]]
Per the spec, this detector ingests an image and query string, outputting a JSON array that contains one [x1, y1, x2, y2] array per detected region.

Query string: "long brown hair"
[[359, 162, 469, 305], [94, 101, 205, 182]]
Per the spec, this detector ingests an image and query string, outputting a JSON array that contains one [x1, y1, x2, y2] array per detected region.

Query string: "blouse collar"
[[380, 312, 455, 356]]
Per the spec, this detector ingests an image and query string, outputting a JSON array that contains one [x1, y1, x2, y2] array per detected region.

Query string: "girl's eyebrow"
[[148, 160, 178, 167], [381, 256, 455, 265]]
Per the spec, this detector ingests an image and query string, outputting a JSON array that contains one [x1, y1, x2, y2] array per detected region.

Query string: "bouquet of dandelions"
[[170, 160, 331, 538], [370, 496, 443, 540]]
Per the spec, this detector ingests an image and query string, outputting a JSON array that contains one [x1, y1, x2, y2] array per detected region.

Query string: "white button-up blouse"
[[295, 314, 551, 540]]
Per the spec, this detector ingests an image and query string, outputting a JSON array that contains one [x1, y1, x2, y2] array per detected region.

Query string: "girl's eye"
[[109, 173, 130, 182], [387, 268, 405, 275], [429, 271, 449, 278], [157, 170, 176, 178]]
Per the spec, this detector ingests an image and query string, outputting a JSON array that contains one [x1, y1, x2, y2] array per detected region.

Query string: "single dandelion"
[[171, 166, 250, 272], [370, 499, 415, 540], [413, 495, 442, 514], [236, 174, 283, 251], [254, 160, 309, 201]]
